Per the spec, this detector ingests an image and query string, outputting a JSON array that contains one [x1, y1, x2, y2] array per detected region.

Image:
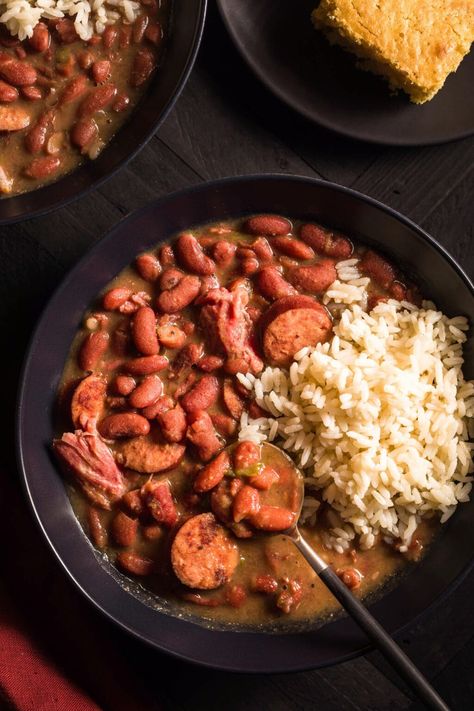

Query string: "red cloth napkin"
[[0, 461, 162, 711]]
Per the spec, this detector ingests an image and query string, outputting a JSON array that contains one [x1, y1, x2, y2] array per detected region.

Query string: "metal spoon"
[[258, 443, 449, 711]]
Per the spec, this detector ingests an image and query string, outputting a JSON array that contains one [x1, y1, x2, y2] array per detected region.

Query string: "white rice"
[[0, 0, 141, 42], [238, 269, 474, 552]]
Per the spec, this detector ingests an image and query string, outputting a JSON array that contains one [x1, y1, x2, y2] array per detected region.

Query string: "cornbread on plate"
[[312, 0, 474, 103]]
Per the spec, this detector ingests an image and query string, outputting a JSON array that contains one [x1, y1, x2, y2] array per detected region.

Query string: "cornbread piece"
[[312, 0, 474, 103]]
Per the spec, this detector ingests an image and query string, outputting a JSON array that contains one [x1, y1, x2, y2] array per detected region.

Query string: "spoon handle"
[[292, 533, 450, 711]]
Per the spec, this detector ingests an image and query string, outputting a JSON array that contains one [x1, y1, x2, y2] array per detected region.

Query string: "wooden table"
[[1, 4, 473, 709]]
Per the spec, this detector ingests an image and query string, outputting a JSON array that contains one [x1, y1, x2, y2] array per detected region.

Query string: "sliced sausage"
[[263, 305, 332, 367], [71, 374, 106, 430], [116, 437, 186, 473], [181, 375, 220, 413], [258, 294, 324, 334], [171, 513, 239, 589], [288, 260, 336, 294]]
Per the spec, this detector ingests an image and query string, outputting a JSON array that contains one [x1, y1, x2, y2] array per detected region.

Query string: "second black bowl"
[[0, 0, 206, 225]]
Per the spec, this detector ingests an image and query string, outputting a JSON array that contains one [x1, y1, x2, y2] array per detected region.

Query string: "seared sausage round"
[[171, 513, 239, 589], [263, 305, 332, 367]]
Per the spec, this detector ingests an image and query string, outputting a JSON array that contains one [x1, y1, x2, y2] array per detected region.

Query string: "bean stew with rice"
[[53, 214, 472, 628], [0, 0, 169, 196]]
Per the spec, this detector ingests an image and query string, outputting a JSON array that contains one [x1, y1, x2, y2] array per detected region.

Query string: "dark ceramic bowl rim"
[[0, 0, 207, 226], [216, 1, 474, 148], [16, 174, 474, 672]]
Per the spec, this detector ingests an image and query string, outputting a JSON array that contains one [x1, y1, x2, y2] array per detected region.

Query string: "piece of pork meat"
[[54, 431, 126, 509]]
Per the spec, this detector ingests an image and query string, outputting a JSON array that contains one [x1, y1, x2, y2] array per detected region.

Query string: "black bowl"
[[0, 0, 206, 225], [17, 175, 474, 672]]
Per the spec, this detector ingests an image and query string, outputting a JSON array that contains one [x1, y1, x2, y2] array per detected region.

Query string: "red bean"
[[241, 257, 259, 276], [145, 22, 162, 45], [272, 236, 315, 260], [359, 250, 396, 289], [116, 551, 154, 576], [113, 374, 136, 396], [78, 83, 117, 117], [24, 109, 54, 154], [133, 14, 149, 43], [198, 355, 224, 372], [132, 306, 159, 355], [98, 412, 150, 439], [130, 48, 156, 87], [176, 233, 216, 275], [70, 118, 98, 150], [156, 323, 186, 350], [103, 286, 132, 311], [181, 375, 220, 413], [59, 74, 88, 105], [157, 403, 187, 443], [124, 354, 169, 375], [194, 451, 231, 493], [135, 253, 161, 281], [88, 507, 107, 548], [299, 223, 353, 260], [0, 60, 37, 86], [21, 86, 42, 101], [129, 374, 163, 408], [156, 274, 201, 313], [256, 266, 297, 300], [249, 237, 273, 261], [29, 23, 50, 53], [0, 80, 18, 102], [112, 93, 130, 112], [213, 240, 237, 267], [91, 59, 111, 83], [78, 331, 109, 371], [112, 511, 138, 547], [243, 214, 291, 236], [223, 379, 244, 419], [249, 466, 279, 490], [233, 485, 260, 523], [159, 244, 175, 266], [233, 441, 260, 471], [250, 506, 295, 531], [288, 260, 337, 294], [102, 25, 118, 49], [253, 574, 278, 594]]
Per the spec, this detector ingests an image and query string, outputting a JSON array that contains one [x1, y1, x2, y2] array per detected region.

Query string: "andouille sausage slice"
[[258, 294, 326, 334], [263, 306, 332, 367], [71, 374, 106, 431], [171, 512, 239, 589], [115, 437, 185, 474]]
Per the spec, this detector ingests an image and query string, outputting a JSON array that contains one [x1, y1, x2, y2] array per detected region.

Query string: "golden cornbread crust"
[[312, 0, 474, 103]]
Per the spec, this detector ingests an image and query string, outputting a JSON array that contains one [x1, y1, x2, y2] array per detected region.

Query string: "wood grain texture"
[[1, 1, 473, 708]]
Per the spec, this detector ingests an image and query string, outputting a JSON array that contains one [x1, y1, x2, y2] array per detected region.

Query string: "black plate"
[[0, 0, 206, 225], [17, 175, 474, 672], [217, 0, 474, 146]]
